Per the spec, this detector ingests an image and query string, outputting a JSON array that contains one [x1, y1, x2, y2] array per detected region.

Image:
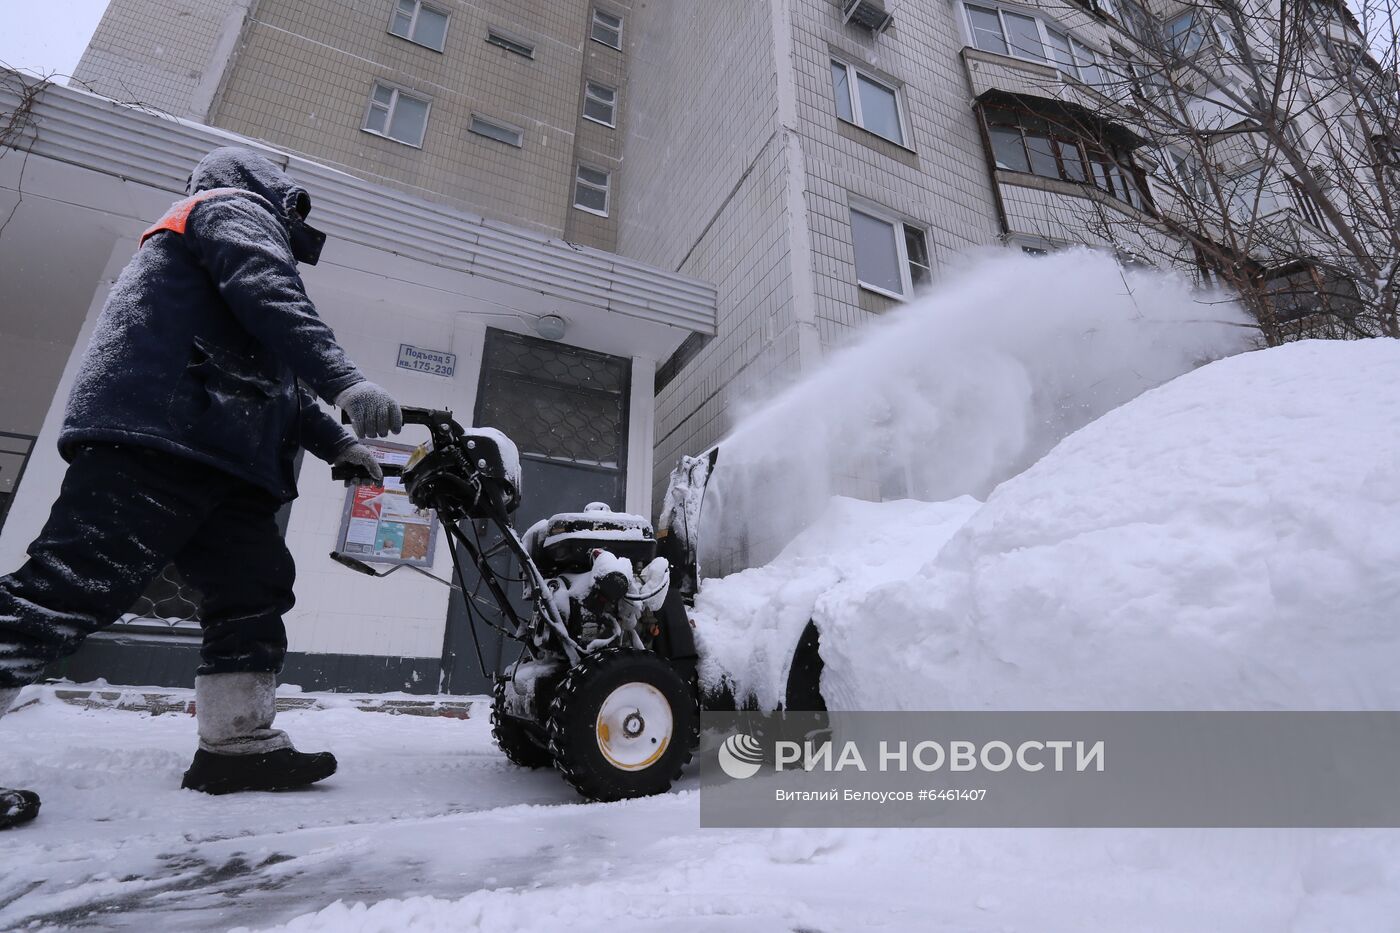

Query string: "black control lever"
[[329, 550, 455, 587], [339, 407, 457, 428], [330, 462, 405, 484]]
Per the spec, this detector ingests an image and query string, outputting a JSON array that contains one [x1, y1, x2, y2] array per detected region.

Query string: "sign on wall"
[[397, 344, 457, 378], [335, 442, 438, 566]]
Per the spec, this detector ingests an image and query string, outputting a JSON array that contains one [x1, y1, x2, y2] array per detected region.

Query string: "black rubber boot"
[[181, 747, 337, 795], [0, 788, 40, 829]]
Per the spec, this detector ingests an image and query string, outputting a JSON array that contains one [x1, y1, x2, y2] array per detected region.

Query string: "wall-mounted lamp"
[[534, 313, 567, 340]]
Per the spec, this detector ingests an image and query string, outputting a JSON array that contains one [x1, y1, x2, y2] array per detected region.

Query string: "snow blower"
[[329, 407, 700, 801]]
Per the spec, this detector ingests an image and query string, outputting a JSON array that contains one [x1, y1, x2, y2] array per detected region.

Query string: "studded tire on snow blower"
[[546, 646, 700, 802], [490, 677, 553, 769]]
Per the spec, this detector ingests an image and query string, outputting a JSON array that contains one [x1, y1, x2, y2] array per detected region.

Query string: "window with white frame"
[[573, 164, 611, 215], [583, 81, 617, 127], [830, 59, 907, 146], [591, 8, 622, 49], [363, 82, 431, 147], [849, 205, 931, 299], [963, 4, 1107, 88], [389, 0, 449, 52], [1165, 10, 1237, 57], [1164, 11, 1207, 55], [1169, 150, 1211, 202], [1228, 166, 1266, 219], [469, 114, 523, 147]]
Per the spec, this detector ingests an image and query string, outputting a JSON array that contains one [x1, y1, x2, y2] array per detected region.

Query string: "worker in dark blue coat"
[[0, 147, 403, 827]]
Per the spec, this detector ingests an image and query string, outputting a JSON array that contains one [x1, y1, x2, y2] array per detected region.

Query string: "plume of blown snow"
[[698, 248, 1252, 575]]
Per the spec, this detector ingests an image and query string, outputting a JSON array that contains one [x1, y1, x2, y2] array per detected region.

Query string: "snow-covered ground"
[[3, 688, 1397, 932]]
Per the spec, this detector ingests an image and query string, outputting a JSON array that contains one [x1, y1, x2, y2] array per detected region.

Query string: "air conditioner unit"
[[842, 0, 894, 33]]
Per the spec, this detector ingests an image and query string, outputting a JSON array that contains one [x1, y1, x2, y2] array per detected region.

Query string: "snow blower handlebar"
[[330, 406, 460, 484]]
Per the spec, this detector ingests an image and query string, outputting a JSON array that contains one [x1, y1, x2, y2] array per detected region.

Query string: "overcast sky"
[[0, 0, 112, 80]]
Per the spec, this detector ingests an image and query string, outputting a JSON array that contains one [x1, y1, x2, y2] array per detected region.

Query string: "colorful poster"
[[336, 442, 437, 565]]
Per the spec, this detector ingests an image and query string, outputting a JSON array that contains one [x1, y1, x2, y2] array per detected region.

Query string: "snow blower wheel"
[[547, 647, 699, 802], [490, 677, 553, 769]]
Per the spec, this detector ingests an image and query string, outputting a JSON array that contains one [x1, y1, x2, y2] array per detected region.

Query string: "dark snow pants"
[[0, 444, 294, 689]]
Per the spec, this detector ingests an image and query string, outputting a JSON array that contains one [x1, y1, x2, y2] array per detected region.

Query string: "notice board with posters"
[[335, 441, 438, 566]]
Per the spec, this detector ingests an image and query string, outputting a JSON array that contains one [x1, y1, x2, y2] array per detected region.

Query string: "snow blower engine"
[[329, 407, 699, 801]]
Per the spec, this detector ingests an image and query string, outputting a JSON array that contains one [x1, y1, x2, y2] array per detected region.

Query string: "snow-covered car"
[[669, 339, 1400, 713]]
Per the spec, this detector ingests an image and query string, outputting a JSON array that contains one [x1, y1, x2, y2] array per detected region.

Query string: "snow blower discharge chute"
[[329, 407, 700, 801]]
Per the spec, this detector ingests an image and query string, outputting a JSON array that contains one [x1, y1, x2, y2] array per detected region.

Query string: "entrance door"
[[441, 329, 631, 695]]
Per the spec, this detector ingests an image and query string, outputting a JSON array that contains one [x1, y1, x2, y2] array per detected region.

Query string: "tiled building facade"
[[76, 0, 629, 247], [73, 0, 1375, 511]]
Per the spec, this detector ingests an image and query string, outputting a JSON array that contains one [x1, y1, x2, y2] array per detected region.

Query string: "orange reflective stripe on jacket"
[[139, 187, 249, 246]]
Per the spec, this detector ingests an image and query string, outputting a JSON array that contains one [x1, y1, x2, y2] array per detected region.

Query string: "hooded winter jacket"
[[59, 147, 365, 500]]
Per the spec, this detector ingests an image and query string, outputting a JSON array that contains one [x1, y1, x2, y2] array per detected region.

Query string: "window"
[[1117, 0, 1153, 41], [583, 81, 617, 127], [1229, 167, 1264, 219], [966, 5, 1009, 55], [389, 0, 449, 52], [573, 164, 611, 215], [1265, 266, 1358, 323], [486, 29, 534, 58], [469, 115, 523, 147], [363, 82, 430, 147], [829, 59, 907, 146], [1165, 12, 1211, 56], [982, 104, 1149, 209], [1111, 46, 1163, 103], [1286, 177, 1326, 228], [1003, 11, 1045, 61], [1045, 28, 1076, 76], [963, 4, 1105, 85], [1170, 151, 1211, 202], [850, 205, 931, 299], [1070, 37, 1103, 85], [591, 8, 622, 49]]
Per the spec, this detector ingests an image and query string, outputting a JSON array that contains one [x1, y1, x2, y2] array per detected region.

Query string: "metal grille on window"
[[118, 564, 204, 634], [476, 330, 629, 468]]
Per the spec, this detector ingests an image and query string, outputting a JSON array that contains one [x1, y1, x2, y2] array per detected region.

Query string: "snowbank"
[[692, 496, 982, 709], [699, 339, 1400, 711]]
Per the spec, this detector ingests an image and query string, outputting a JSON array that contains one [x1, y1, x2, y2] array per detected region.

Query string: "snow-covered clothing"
[[0, 445, 295, 690], [58, 146, 363, 500], [195, 671, 291, 756]]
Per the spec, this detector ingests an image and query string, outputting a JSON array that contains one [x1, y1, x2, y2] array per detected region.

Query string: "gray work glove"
[[333, 442, 383, 484], [335, 381, 403, 438]]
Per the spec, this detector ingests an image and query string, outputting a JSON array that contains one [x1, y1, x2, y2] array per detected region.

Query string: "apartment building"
[[74, 0, 1381, 493]]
